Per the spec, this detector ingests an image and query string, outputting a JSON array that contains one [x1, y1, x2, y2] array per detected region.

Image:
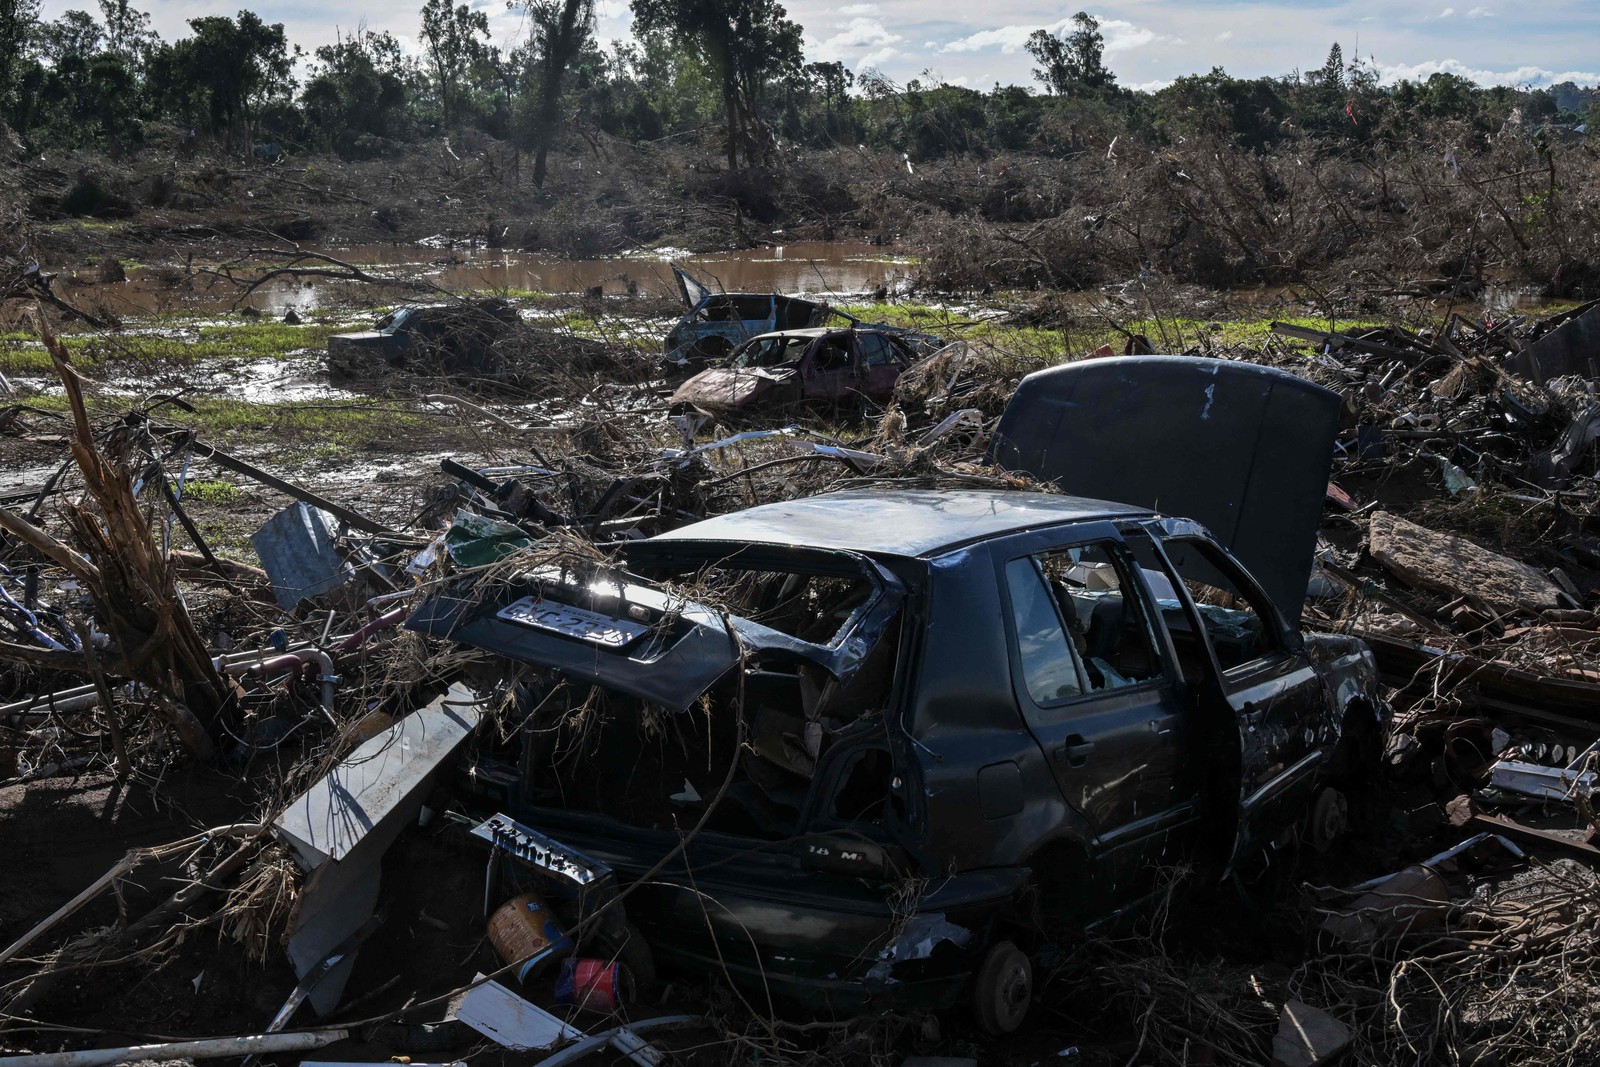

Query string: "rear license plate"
[[498, 596, 648, 649]]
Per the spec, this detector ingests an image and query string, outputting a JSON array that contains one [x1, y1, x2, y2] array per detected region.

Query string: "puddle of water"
[[13, 355, 362, 405], [57, 241, 913, 318]]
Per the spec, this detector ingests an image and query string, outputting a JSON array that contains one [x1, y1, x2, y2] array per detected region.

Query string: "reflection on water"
[[58, 241, 914, 317]]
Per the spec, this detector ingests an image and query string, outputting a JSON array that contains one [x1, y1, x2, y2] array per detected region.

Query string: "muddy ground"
[[5, 186, 1600, 1066]]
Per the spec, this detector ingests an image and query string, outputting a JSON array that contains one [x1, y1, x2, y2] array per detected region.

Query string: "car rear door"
[[996, 527, 1195, 905], [855, 332, 909, 402], [800, 332, 860, 402], [1135, 525, 1328, 871]]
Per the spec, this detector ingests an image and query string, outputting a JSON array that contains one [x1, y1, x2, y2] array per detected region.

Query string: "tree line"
[[0, 1, 1594, 175]]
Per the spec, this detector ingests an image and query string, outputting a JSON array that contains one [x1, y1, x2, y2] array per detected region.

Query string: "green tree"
[[0, 0, 40, 121], [511, 0, 595, 186], [302, 27, 411, 151], [1025, 12, 1113, 96], [418, 0, 489, 128], [157, 12, 295, 151], [97, 0, 156, 72], [36, 9, 101, 65], [630, 0, 803, 170]]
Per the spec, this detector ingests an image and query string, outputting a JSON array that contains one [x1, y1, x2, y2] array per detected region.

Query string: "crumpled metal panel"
[[250, 502, 354, 610], [273, 683, 483, 1015]]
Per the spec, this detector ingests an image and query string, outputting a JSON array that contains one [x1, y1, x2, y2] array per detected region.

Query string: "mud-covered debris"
[[1368, 510, 1564, 613]]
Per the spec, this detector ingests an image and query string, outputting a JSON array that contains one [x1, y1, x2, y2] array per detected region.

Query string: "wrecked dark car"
[[664, 266, 850, 367], [327, 298, 612, 385], [668, 326, 924, 420], [327, 299, 522, 377], [413, 488, 1384, 1031], [410, 357, 1386, 1032], [663, 266, 942, 370]]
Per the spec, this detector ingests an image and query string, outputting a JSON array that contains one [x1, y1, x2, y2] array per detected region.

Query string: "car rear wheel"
[[971, 940, 1032, 1035], [1307, 785, 1349, 852]]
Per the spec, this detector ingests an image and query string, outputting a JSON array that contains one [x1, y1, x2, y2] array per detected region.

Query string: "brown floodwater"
[[49, 237, 1559, 322], [56, 241, 915, 317]]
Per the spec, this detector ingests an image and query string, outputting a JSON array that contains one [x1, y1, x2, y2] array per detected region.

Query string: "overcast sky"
[[38, 0, 1600, 92]]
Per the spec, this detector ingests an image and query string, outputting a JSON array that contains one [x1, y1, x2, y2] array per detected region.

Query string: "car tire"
[[971, 939, 1032, 1035], [1307, 785, 1349, 853]]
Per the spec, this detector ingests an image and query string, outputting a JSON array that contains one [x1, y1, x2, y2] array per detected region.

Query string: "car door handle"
[[1054, 735, 1096, 768]]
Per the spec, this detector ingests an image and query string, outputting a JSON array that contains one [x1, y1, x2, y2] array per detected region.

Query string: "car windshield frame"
[[731, 335, 813, 369]]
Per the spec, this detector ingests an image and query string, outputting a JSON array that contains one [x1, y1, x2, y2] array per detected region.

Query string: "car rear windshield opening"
[[502, 561, 899, 840]]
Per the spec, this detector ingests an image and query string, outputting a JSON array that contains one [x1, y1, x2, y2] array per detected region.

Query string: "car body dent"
[[668, 366, 799, 414]]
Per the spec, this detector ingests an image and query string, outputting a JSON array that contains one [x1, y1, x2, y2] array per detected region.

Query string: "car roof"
[[742, 327, 832, 340], [652, 488, 1154, 558]]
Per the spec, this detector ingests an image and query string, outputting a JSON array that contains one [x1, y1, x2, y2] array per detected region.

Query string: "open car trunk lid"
[[673, 265, 712, 310], [989, 355, 1340, 622], [407, 541, 904, 710]]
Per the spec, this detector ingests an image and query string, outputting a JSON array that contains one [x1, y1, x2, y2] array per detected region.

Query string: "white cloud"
[[1216, 30, 1234, 41], [940, 15, 1172, 56], [1373, 57, 1600, 87], [1100, 19, 1158, 53], [939, 23, 1039, 53], [814, 16, 903, 58], [1467, 5, 1496, 15], [1437, 7, 1457, 17], [860, 45, 904, 67], [838, 3, 879, 14]]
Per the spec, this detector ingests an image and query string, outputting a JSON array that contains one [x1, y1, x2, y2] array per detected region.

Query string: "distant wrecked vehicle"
[[327, 299, 522, 377], [412, 357, 1386, 1032], [668, 326, 925, 419], [663, 266, 940, 369], [327, 299, 610, 383]]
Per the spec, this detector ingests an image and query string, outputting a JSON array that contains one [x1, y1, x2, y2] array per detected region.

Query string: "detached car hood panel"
[[989, 355, 1340, 622]]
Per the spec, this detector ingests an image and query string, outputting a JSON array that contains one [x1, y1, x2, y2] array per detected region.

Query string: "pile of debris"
[[7, 284, 1600, 1067]]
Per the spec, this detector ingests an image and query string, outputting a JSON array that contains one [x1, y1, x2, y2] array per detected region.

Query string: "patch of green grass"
[[178, 479, 241, 505], [41, 218, 128, 234], [840, 304, 1398, 362], [19, 394, 436, 454], [1, 318, 348, 375]]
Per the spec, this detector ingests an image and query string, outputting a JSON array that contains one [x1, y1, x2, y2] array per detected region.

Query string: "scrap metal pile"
[[4, 290, 1600, 1067]]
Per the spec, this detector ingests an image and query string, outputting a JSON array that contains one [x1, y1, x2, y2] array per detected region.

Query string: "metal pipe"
[[224, 648, 337, 709], [3, 643, 339, 724], [335, 606, 407, 654], [0, 1029, 348, 1067]]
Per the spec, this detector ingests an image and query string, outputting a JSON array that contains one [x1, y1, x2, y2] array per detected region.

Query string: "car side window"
[[858, 333, 897, 368], [1005, 543, 1166, 713], [1004, 557, 1084, 705], [812, 336, 854, 372], [1159, 538, 1283, 673], [1034, 544, 1165, 691]]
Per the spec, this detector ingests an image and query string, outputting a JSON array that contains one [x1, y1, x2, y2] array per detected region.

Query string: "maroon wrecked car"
[[668, 326, 925, 420]]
